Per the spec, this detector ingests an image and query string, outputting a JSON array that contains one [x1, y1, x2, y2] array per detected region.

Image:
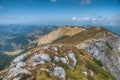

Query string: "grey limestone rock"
[[54, 56, 60, 63], [60, 57, 69, 64], [50, 67, 66, 80], [32, 53, 51, 66], [8, 67, 31, 78], [86, 37, 120, 80], [33, 54, 41, 62], [16, 61, 26, 68], [11, 52, 32, 67], [68, 52, 77, 67]]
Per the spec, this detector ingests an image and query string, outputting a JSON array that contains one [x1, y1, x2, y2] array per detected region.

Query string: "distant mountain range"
[[0, 24, 59, 70], [0, 25, 120, 80], [0, 24, 59, 53]]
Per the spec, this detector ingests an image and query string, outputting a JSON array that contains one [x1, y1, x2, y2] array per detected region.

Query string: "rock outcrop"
[[50, 67, 66, 80], [0, 26, 118, 80], [0, 44, 115, 80], [0, 45, 79, 80], [86, 37, 120, 80]]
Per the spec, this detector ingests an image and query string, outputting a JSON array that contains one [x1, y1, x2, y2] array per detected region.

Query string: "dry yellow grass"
[[38, 26, 85, 46]]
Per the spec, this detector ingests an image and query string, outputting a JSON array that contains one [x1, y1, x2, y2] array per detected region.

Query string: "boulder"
[[53, 47, 58, 52], [60, 57, 68, 64], [50, 67, 66, 80], [40, 54, 51, 62], [33, 54, 41, 62], [68, 52, 77, 67], [54, 56, 60, 63], [32, 54, 51, 66], [11, 52, 31, 67], [8, 67, 31, 78], [16, 61, 26, 68]]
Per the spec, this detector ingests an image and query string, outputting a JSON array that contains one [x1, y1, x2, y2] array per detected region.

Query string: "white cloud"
[[99, 18, 104, 21], [72, 17, 91, 21], [92, 18, 97, 21], [82, 17, 90, 20], [78, 18, 82, 20], [72, 17, 77, 20], [0, 5, 4, 10], [20, 17, 24, 19], [70, 15, 120, 27], [81, 0, 91, 5], [50, 0, 57, 3]]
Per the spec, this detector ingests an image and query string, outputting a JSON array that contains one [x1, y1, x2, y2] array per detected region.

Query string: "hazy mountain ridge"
[[0, 24, 59, 53], [0, 24, 59, 70], [0, 26, 120, 80]]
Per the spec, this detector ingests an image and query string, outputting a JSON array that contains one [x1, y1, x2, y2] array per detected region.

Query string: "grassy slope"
[[0, 45, 116, 80], [38, 26, 85, 45], [53, 27, 115, 45], [35, 46, 115, 80], [0, 27, 117, 80], [24, 27, 116, 80]]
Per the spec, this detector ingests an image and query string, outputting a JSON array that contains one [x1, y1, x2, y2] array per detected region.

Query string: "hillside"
[[38, 26, 85, 46], [53, 27, 117, 45], [53, 27, 120, 80], [0, 26, 120, 80], [0, 45, 115, 80], [52, 26, 120, 80]]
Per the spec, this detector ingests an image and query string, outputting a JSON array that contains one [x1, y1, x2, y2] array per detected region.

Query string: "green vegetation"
[[0, 43, 38, 71], [19, 74, 31, 80], [93, 58, 103, 66], [19, 43, 38, 55], [87, 75, 94, 80], [86, 61, 100, 73], [52, 35, 70, 43], [106, 41, 113, 50], [79, 49, 85, 55], [36, 71, 59, 80], [0, 52, 15, 70], [85, 61, 116, 80]]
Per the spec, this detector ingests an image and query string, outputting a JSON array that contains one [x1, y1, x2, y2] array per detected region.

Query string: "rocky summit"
[[0, 26, 120, 80]]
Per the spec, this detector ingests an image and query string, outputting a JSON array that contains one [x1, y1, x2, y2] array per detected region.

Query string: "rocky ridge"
[[76, 36, 120, 80], [86, 37, 120, 80], [0, 45, 77, 80], [0, 44, 115, 80], [0, 26, 119, 80]]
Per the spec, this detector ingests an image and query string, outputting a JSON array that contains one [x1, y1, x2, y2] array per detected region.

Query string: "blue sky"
[[0, 0, 120, 26]]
